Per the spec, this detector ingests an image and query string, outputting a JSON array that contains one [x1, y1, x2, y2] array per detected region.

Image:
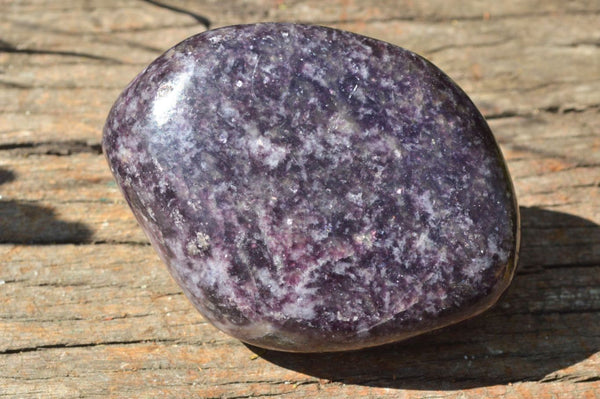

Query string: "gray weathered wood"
[[0, 0, 598, 397]]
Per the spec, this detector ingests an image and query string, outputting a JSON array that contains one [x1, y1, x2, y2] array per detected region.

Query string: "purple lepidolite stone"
[[103, 23, 519, 352]]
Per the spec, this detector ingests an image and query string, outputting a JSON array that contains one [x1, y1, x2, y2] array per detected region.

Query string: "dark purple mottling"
[[102, 23, 520, 352]]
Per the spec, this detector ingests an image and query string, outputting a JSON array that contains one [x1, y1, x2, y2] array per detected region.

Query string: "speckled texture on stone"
[[102, 23, 520, 352]]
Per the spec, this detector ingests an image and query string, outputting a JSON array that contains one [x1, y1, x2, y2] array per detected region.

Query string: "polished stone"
[[103, 23, 520, 352]]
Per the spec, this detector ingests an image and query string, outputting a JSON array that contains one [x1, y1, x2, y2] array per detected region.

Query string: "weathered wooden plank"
[[1, 243, 599, 343], [0, 243, 599, 397], [0, 113, 105, 146], [1, 3, 598, 146], [4, 0, 599, 27], [4, 9, 599, 93], [1, 133, 598, 204], [1, 174, 599, 267], [0, 153, 114, 202], [1, 344, 598, 398], [0, 107, 596, 248], [1, 0, 599, 397], [3, 13, 598, 89]]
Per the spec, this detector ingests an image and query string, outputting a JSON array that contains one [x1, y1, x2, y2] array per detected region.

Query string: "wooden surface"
[[1, 0, 599, 397]]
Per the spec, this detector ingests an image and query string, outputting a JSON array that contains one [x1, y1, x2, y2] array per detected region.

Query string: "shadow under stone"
[[0, 168, 16, 185], [0, 167, 92, 244], [247, 206, 600, 390]]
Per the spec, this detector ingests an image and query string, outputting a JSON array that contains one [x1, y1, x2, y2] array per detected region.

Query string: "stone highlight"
[[103, 23, 520, 352]]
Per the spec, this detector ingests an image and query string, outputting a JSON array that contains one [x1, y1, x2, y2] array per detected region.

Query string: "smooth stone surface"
[[103, 23, 520, 352]]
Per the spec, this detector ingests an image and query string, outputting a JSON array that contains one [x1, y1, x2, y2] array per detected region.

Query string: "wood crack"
[[0, 338, 179, 355], [426, 38, 513, 55], [0, 40, 123, 64], [0, 141, 102, 155], [140, 0, 211, 28], [486, 103, 600, 120], [216, 392, 295, 399], [312, 9, 600, 26]]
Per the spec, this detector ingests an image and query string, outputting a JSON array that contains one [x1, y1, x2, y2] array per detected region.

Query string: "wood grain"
[[0, 0, 598, 397]]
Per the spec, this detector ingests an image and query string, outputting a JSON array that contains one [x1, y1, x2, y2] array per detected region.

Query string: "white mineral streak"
[[153, 71, 189, 127]]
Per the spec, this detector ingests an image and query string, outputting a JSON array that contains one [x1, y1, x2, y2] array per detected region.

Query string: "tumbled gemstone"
[[103, 23, 519, 352]]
